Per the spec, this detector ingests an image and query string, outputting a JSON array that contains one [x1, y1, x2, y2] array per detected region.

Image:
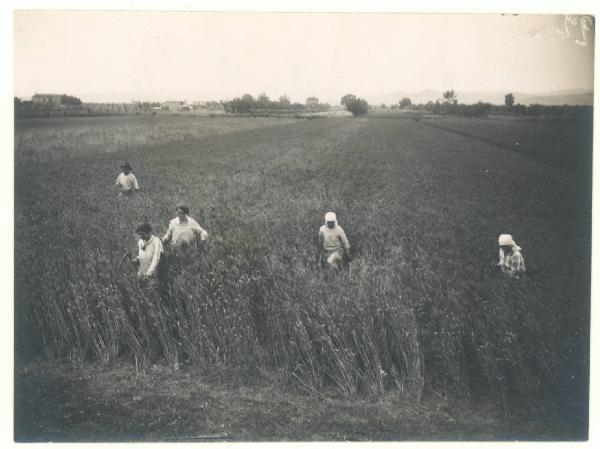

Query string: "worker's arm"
[[131, 242, 141, 265], [495, 249, 504, 268], [162, 224, 173, 244], [316, 230, 324, 264], [147, 239, 161, 275], [132, 174, 140, 190], [194, 225, 209, 241], [339, 229, 352, 261]]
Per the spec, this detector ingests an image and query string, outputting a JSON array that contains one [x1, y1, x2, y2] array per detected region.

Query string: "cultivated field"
[[14, 113, 591, 441], [420, 114, 593, 168]]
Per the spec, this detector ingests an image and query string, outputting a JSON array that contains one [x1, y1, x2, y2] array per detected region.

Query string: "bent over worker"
[[318, 211, 352, 270], [496, 233, 526, 278]]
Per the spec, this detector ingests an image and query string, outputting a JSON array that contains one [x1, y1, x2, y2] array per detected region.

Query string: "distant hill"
[[368, 89, 593, 106]]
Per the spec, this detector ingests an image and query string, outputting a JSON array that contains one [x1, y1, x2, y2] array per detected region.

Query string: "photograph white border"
[[2, 1, 598, 448]]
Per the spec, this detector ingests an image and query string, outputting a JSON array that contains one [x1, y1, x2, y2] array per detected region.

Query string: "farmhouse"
[[32, 93, 63, 107], [162, 100, 189, 111]]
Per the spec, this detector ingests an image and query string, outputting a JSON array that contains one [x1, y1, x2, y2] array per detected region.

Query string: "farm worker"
[[115, 162, 139, 195], [162, 203, 209, 253], [497, 234, 526, 278], [318, 211, 352, 270], [133, 222, 163, 287]]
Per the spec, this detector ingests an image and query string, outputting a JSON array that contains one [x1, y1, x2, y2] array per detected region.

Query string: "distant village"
[[15, 93, 332, 119], [14, 93, 228, 118]]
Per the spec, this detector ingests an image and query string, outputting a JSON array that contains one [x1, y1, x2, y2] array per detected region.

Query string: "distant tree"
[[340, 94, 357, 107], [240, 94, 256, 112], [528, 103, 543, 117], [380, 103, 387, 109], [512, 103, 527, 115], [341, 94, 369, 116], [505, 93, 515, 108], [222, 94, 256, 113], [306, 96, 319, 105], [61, 94, 82, 106], [399, 97, 412, 109], [257, 93, 271, 108], [474, 101, 492, 118], [278, 94, 291, 106], [241, 93, 254, 103], [442, 90, 457, 105]]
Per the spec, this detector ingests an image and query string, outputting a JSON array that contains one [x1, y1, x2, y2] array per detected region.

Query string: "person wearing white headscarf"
[[497, 234, 526, 277], [318, 211, 352, 269]]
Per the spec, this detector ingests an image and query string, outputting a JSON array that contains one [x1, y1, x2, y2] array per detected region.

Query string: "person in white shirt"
[[133, 222, 163, 287], [115, 163, 139, 195], [318, 211, 352, 270], [496, 234, 526, 278], [162, 203, 209, 254]]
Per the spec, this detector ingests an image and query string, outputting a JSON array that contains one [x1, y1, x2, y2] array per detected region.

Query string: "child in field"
[[496, 234, 526, 278], [318, 211, 352, 270], [133, 222, 163, 287], [162, 203, 209, 254], [115, 163, 139, 196]]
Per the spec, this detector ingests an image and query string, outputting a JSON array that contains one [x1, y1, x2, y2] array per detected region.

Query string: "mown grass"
[[16, 360, 570, 442], [14, 114, 591, 439]]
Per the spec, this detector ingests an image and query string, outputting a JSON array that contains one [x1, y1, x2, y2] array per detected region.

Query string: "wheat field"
[[14, 112, 591, 440]]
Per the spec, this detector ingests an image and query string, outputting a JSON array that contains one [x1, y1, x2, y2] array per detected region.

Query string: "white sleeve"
[[147, 239, 162, 274], [338, 227, 350, 249], [132, 174, 139, 189], [115, 174, 121, 186], [200, 228, 208, 241], [137, 239, 144, 259], [163, 222, 174, 242], [497, 249, 504, 265], [193, 222, 208, 241]]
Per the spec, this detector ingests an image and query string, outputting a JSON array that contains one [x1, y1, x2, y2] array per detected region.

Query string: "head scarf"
[[498, 234, 522, 265], [498, 234, 515, 246], [324, 211, 337, 225]]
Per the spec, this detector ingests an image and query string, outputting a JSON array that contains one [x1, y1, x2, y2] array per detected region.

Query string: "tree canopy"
[[399, 97, 412, 109], [341, 94, 369, 116]]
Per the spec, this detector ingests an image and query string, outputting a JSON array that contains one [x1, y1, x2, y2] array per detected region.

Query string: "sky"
[[12, 11, 597, 104]]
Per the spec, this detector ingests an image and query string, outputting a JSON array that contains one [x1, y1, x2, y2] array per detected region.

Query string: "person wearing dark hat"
[[115, 162, 139, 195]]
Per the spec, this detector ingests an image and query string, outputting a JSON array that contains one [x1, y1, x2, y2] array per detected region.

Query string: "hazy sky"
[[13, 11, 595, 103]]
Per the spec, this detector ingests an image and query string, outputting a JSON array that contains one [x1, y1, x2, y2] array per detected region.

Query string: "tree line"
[[221, 93, 330, 114], [401, 90, 592, 120]]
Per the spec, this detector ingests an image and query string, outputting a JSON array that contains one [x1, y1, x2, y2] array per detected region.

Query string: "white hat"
[[324, 211, 337, 222], [498, 234, 516, 246]]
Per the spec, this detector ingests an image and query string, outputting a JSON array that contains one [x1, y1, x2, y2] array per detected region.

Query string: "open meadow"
[[14, 113, 592, 441]]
